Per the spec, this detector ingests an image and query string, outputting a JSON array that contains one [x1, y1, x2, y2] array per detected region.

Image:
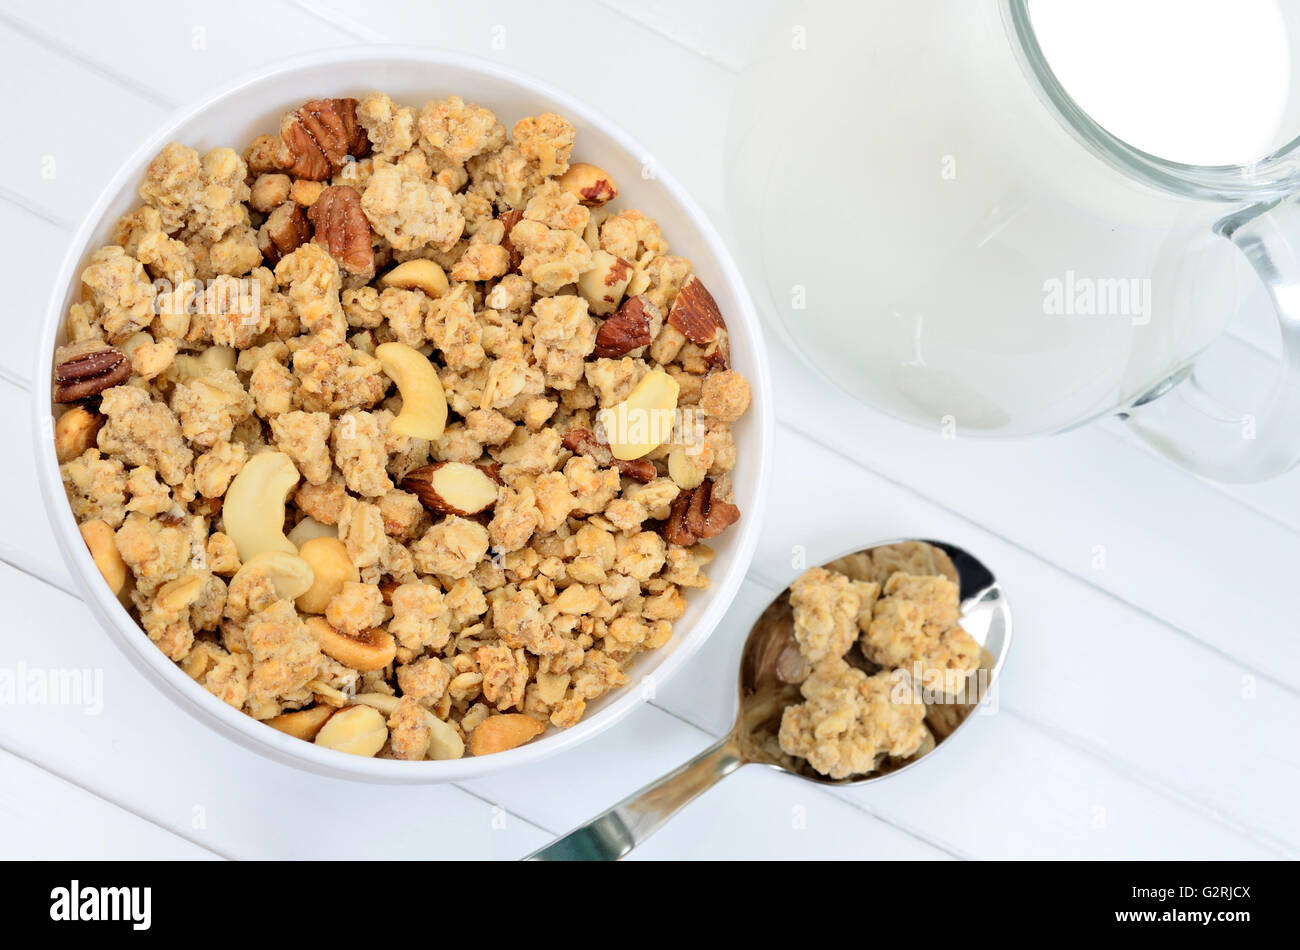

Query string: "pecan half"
[[562, 427, 655, 483], [498, 210, 524, 272], [662, 477, 739, 546], [667, 275, 726, 345], [53, 340, 130, 402], [593, 295, 655, 358], [258, 201, 312, 265], [308, 185, 375, 278], [279, 98, 370, 181]]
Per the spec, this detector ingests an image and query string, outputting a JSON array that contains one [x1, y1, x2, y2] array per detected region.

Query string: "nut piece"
[[592, 295, 654, 358], [267, 705, 334, 741], [596, 368, 679, 461], [307, 185, 374, 279], [378, 259, 449, 299], [427, 714, 466, 760], [222, 451, 301, 562], [279, 97, 370, 181], [307, 616, 397, 672], [401, 462, 498, 516], [286, 516, 336, 548], [577, 250, 632, 316], [258, 201, 312, 265], [468, 713, 546, 756], [79, 519, 126, 595], [556, 162, 618, 206], [663, 477, 740, 547], [667, 443, 706, 491], [667, 275, 725, 344], [498, 210, 524, 272], [348, 692, 400, 716], [232, 550, 316, 602], [295, 536, 359, 614], [155, 574, 204, 613], [54, 407, 104, 464], [53, 340, 131, 402], [376, 342, 448, 441], [561, 427, 655, 483], [313, 704, 388, 757]]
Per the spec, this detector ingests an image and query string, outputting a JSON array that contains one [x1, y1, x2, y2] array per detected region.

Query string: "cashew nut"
[[222, 451, 300, 562], [231, 550, 315, 602], [295, 536, 359, 614], [597, 368, 680, 460], [79, 519, 126, 595], [376, 342, 448, 441], [314, 704, 388, 756], [379, 259, 449, 298]]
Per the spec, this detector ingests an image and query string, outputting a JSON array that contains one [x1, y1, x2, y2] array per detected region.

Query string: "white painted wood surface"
[[0, 0, 1294, 859]]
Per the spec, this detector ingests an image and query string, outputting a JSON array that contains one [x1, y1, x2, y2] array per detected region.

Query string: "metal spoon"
[[525, 539, 1012, 860]]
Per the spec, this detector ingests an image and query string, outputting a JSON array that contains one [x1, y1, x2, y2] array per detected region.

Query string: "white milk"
[[725, 1, 1297, 435], [1029, 0, 1292, 167]]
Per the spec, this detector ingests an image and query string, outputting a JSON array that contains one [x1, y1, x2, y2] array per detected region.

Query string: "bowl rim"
[[32, 44, 773, 783]]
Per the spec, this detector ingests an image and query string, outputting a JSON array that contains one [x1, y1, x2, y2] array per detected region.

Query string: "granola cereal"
[[773, 548, 982, 779], [53, 91, 751, 761]]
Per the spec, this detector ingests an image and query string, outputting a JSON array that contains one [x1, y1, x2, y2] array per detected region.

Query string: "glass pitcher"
[[725, 0, 1300, 481]]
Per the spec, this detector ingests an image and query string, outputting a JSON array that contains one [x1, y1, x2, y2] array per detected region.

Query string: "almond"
[[267, 705, 335, 741], [592, 295, 654, 358], [499, 209, 524, 272], [667, 275, 725, 345], [557, 162, 618, 206], [596, 368, 679, 461], [401, 462, 499, 516], [577, 250, 632, 315], [468, 713, 546, 756]]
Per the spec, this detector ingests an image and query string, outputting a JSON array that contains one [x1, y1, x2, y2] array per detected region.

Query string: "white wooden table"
[[0, 0, 1295, 860]]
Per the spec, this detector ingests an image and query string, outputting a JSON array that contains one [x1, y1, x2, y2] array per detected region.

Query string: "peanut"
[[155, 573, 204, 613], [295, 536, 359, 614], [468, 713, 546, 756], [79, 520, 126, 595], [54, 407, 103, 464], [313, 704, 388, 757]]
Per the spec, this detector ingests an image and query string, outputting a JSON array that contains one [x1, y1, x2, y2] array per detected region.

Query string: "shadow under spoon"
[[525, 538, 1013, 860]]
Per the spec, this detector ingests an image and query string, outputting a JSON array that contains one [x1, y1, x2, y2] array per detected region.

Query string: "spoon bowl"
[[528, 539, 1013, 859]]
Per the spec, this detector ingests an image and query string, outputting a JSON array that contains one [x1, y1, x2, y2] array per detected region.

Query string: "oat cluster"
[[53, 91, 751, 761], [776, 543, 981, 779]]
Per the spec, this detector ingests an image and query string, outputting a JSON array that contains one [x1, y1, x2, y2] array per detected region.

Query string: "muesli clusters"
[[53, 92, 751, 760], [774, 544, 982, 779]]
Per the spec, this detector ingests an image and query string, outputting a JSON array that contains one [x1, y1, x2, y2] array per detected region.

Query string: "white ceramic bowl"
[[33, 47, 772, 782]]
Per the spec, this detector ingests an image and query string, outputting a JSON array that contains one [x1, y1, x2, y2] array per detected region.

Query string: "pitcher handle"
[[1123, 196, 1300, 482]]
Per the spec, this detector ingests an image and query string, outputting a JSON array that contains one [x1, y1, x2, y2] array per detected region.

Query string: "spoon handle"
[[525, 735, 745, 860]]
